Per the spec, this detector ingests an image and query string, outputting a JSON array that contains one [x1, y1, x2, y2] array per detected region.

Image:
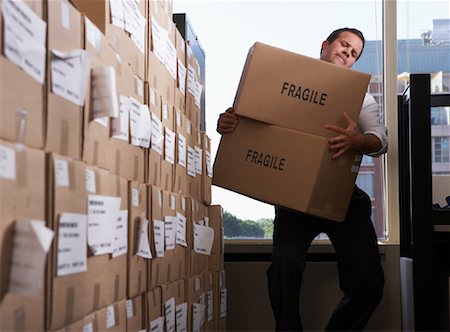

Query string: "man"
[[217, 28, 388, 331]]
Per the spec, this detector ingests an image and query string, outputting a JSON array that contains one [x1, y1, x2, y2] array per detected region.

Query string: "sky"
[[172, 0, 450, 220]]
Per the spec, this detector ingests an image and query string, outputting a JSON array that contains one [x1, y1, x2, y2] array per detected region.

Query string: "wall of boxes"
[[0, 0, 226, 331]]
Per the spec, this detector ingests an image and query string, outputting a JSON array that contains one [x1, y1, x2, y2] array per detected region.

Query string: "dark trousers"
[[267, 186, 384, 331]]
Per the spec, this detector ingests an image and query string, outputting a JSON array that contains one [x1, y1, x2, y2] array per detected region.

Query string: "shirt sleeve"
[[357, 93, 388, 157]]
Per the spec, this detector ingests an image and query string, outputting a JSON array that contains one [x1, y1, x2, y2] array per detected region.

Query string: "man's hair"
[[320, 27, 366, 60]]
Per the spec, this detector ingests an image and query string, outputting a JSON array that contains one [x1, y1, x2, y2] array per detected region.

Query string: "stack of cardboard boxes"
[[0, 0, 226, 331]]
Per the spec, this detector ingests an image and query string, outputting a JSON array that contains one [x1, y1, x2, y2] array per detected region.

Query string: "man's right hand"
[[217, 107, 239, 134]]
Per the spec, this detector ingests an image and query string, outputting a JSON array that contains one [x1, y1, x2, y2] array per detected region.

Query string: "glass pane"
[[173, 1, 383, 240], [398, 1, 450, 209]]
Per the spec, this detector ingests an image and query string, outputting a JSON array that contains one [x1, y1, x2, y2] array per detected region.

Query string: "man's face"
[[320, 31, 364, 69]]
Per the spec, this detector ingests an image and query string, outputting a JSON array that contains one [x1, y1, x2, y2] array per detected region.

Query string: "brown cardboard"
[[46, 0, 84, 160], [47, 156, 128, 330], [53, 312, 95, 332], [162, 190, 177, 282], [201, 132, 212, 205], [174, 110, 188, 194], [161, 279, 187, 331], [203, 271, 215, 332], [187, 199, 209, 278], [192, 129, 202, 201], [233, 42, 370, 137], [186, 274, 205, 332], [208, 205, 224, 272], [174, 193, 188, 280], [126, 294, 145, 332], [71, 0, 146, 79], [148, 50, 176, 107], [161, 101, 175, 192], [145, 287, 163, 330], [0, 55, 46, 149], [96, 299, 127, 332], [213, 117, 361, 222], [128, 182, 148, 298], [148, 186, 166, 290], [0, 140, 46, 332], [214, 271, 226, 331]]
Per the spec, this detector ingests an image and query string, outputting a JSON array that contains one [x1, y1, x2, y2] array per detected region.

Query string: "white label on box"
[[85, 169, 96, 193], [194, 81, 203, 108], [151, 19, 168, 64], [175, 212, 187, 247], [137, 216, 152, 259], [132, 188, 140, 207], [57, 213, 87, 276], [85, 18, 101, 51], [150, 317, 164, 332], [177, 134, 187, 168], [193, 224, 214, 255], [112, 210, 128, 258], [61, 0, 70, 30], [165, 297, 176, 332], [220, 289, 227, 318], [136, 76, 144, 97], [91, 66, 119, 118], [130, 98, 151, 148], [164, 216, 176, 250], [165, 39, 177, 80], [177, 59, 186, 95], [165, 128, 176, 164], [171, 195, 176, 210], [175, 302, 188, 332], [207, 290, 213, 322], [187, 146, 196, 177], [150, 88, 157, 106], [130, 10, 146, 54], [123, 0, 137, 35], [181, 197, 186, 211], [0, 145, 16, 180], [162, 104, 168, 120], [153, 220, 165, 258], [94, 117, 109, 127], [54, 159, 70, 187], [106, 304, 116, 329], [194, 276, 201, 291], [126, 299, 134, 319], [192, 303, 205, 332], [9, 220, 54, 298], [186, 44, 192, 60], [110, 0, 125, 29], [187, 65, 196, 96], [112, 95, 130, 141], [176, 111, 181, 128], [83, 322, 94, 332], [151, 113, 164, 155], [194, 146, 202, 175], [158, 190, 163, 208], [51, 49, 91, 106], [2, 0, 47, 84], [186, 121, 192, 135], [205, 151, 213, 178], [87, 195, 121, 255]]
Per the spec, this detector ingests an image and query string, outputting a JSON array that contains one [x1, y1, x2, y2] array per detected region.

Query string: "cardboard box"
[[162, 190, 177, 282], [187, 198, 209, 278], [192, 129, 202, 201], [46, 0, 85, 160], [233, 42, 370, 137], [203, 271, 215, 331], [148, 50, 176, 107], [161, 279, 187, 332], [148, 186, 167, 290], [146, 83, 162, 187], [161, 101, 175, 192], [47, 156, 128, 330], [53, 312, 95, 332], [174, 110, 188, 194], [186, 274, 205, 332], [174, 193, 188, 280], [0, 0, 46, 149], [128, 182, 148, 298], [208, 205, 224, 272], [145, 287, 163, 331], [0, 55, 46, 148], [126, 294, 145, 332], [214, 271, 227, 331], [201, 132, 212, 205], [0, 140, 46, 332], [96, 299, 127, 332], [71, 0, 146, 79], [213, 117, 361, 222]]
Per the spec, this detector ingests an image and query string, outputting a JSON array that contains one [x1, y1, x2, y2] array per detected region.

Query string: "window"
[[433, 137, 450, 163], [356, 173, 375, 198], [431, 107, 450, 126]]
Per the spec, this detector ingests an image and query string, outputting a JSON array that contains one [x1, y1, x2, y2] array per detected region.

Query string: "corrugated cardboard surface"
[[213, 117, 360, 221], [234, 42, 370, 137], [0, 140, 46, 332]]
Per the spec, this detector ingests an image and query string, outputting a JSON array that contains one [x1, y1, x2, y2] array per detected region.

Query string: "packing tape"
[[116, 176, 121, 198], [133, 155, 139, 181], [138, 270, 142, 293], [177, 278, 182, 297], [155, 264, 160, 286], [151, 288, 157, 307], [164, 173, 169, 191], [15, 145, 27, 188], [93, 141, 99, 166], [68, 159, 76, 192], [65, 286, 75, 324], [153, 164, 158, 186], [114, 302, 120, 327], [60, 120, 70, 157], [93, 283, 101, 311], [14, 307, 26, 331], [167, 262, 172, 281], [92, 314, 99, 332], [114, 274, 120, 302], [96, 170, 102, 194], [15, 108, 27, 145], [115, 149, 121, 176], [116, 53, 122, 77], [178, 261, 183, 280]]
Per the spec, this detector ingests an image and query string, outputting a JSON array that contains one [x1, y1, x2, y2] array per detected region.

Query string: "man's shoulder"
[[362, 93, 377, 109]]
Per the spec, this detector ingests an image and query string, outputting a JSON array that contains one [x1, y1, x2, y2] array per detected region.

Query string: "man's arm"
[[217, 107, 239, 134], [325, 112, 382, 159]]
